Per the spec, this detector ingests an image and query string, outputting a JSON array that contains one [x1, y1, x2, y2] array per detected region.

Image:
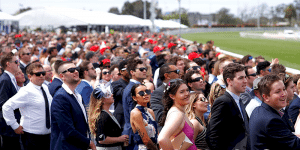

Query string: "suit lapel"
[[4, 73, 17, 94]]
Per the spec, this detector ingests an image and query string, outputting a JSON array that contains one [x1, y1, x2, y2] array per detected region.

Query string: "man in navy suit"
[[48, 60, 63, 97], [206, 63, 249, 150], [288, 94, 300, 125], [150, 63, 179, 132], [18, 47, 31, 85], [111, 60, 129, 128], [122, 59, 147, 150], [50, 61, 96, 150], [0, 52, 22, 150], [249, 74, 300, 149]]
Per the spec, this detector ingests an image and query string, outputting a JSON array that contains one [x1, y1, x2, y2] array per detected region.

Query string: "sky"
[[1, 0, 296, 16]]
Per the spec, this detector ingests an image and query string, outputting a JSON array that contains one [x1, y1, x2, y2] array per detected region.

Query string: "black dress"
[[195, 116, 209, 150], [96, 110, 123, 147]]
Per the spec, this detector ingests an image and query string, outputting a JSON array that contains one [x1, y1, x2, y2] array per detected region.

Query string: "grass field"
[[181, 31, 300, 71]]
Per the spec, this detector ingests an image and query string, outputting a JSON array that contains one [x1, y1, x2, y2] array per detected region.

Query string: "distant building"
[[187, 12, 218, 26]]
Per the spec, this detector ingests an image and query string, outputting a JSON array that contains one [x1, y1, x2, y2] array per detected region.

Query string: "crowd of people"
[[0, 30, 300, 150]]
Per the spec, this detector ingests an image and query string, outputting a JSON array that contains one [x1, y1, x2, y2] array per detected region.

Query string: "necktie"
[[239, 98, 249, 132], [41, 86, 50, 129]]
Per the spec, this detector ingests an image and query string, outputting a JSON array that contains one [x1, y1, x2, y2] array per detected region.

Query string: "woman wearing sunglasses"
[[186, 93, 209, 150], [158, 79, 197, 150], [88, 85, 129, 150], [130, 84, 159, 150]]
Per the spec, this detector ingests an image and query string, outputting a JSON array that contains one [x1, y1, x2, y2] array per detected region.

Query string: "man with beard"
[[122, 59, 147, 150], [50, 61, 96, 150], [76, 60, 96, 107], [111, 60, 129, 129]]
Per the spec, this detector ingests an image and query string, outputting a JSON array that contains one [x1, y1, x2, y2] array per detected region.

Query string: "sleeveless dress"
[[194, 116, 209, 149], [133, 105, 158, 150], [176, 120, 197, 150]]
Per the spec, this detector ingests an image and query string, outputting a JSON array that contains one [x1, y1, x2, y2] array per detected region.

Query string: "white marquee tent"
[[15, 7, 188, 30]]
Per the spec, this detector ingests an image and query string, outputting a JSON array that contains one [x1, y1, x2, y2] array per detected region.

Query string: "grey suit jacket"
[[150, 83, 166, 132]]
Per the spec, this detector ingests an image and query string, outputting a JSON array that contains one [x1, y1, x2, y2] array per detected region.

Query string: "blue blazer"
[[50, 87, 90, 150], [75, 80, 93, 106], [122, 81, 137, 145], [0, 72, 20, 137], [249, 102, 300, 150], [288, 96, 300, 125], [48, 78, 63, 97]]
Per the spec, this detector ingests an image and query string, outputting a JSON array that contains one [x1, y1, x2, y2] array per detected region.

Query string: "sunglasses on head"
[[31, 71, 46, 76], [199, 97, 208, 102], [138, 89, 151, 96], [168, 69, 180, 74], [136, 67, 147, 72], [188, 66, 201, 71], [191, 77, 203, 83], [62, 67, 80, 74], [102, 71, 110, 75], [121, 68, 127, 71], [22, 53, 31, 56], [248, 73, 256, 77]]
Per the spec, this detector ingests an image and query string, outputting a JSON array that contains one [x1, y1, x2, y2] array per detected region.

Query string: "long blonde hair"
[[186, 93, 199, 120], [88, 94, 104, 137]]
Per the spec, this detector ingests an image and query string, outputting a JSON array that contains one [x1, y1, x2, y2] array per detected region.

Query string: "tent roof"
[[15, 7, 188, 29], [0, 12, 17, 21]]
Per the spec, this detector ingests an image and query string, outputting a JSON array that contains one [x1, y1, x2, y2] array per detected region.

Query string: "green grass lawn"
[[182, 31, 300, 71]]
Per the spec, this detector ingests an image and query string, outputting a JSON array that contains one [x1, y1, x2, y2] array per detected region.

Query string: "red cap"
[[100, 46, 110, 55], [216, 52, 221, 57], [102, 59, 110, 65], [81, 37, 87, 43], [90, 45, 99, 52], [126, 35, 131, 38], [15, 34, 22, 38], [188, 52, 200, 61], [168, 43, 176, 49], [153, 46, 164, 53], [182, 46, 186, 51]]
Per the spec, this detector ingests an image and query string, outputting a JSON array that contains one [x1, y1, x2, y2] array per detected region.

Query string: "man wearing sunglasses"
[[0, 52, 22, 150], [150, 63, 179, 132], [51, 61, 96, 150], [19, 48, 32, 85], [122, 59, 147, 150], [240, 66, 258, 106], [3, 63, 52, 150], [76, 61, 96, 107], [111, 60, 129, 130], [184, 70, 206, 94]]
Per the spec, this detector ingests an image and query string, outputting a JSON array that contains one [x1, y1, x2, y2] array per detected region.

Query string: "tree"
[[163, 11, 190, 27], [121, 0, 163, 19], [108, 7, 120, 15], [284, 4, 296, 26], [13, 7, 32, 16], [217, 8, 236, 24]]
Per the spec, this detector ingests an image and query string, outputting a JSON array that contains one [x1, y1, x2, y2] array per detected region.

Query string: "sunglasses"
[[199, 97, 209, 102], [191, 77, 203, 83], [22, 53, 31, 56], [13, 60, 19, 64], [188, 66, 201, 71], [248, 73, 256, 77], [31, 71, 46, 76], [136, 67, 147, 72], [102, 71, 110, 75], [62, 67, 80, 74], [138, 89, 151, 96], [168, 69, 180, 74]]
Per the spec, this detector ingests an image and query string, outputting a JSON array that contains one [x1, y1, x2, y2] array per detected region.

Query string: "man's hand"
[[14, 125, 24, 134], [89, 141, 96, 150], [271, 58, 279, 66]]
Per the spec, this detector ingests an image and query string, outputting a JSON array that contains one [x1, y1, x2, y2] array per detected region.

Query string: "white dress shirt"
[[2, 82, 52, 135], [43, 80, 51, 86], [246, 96, 262, 118], [226, 89, 244, 120], [4, 70, 18, 91]]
